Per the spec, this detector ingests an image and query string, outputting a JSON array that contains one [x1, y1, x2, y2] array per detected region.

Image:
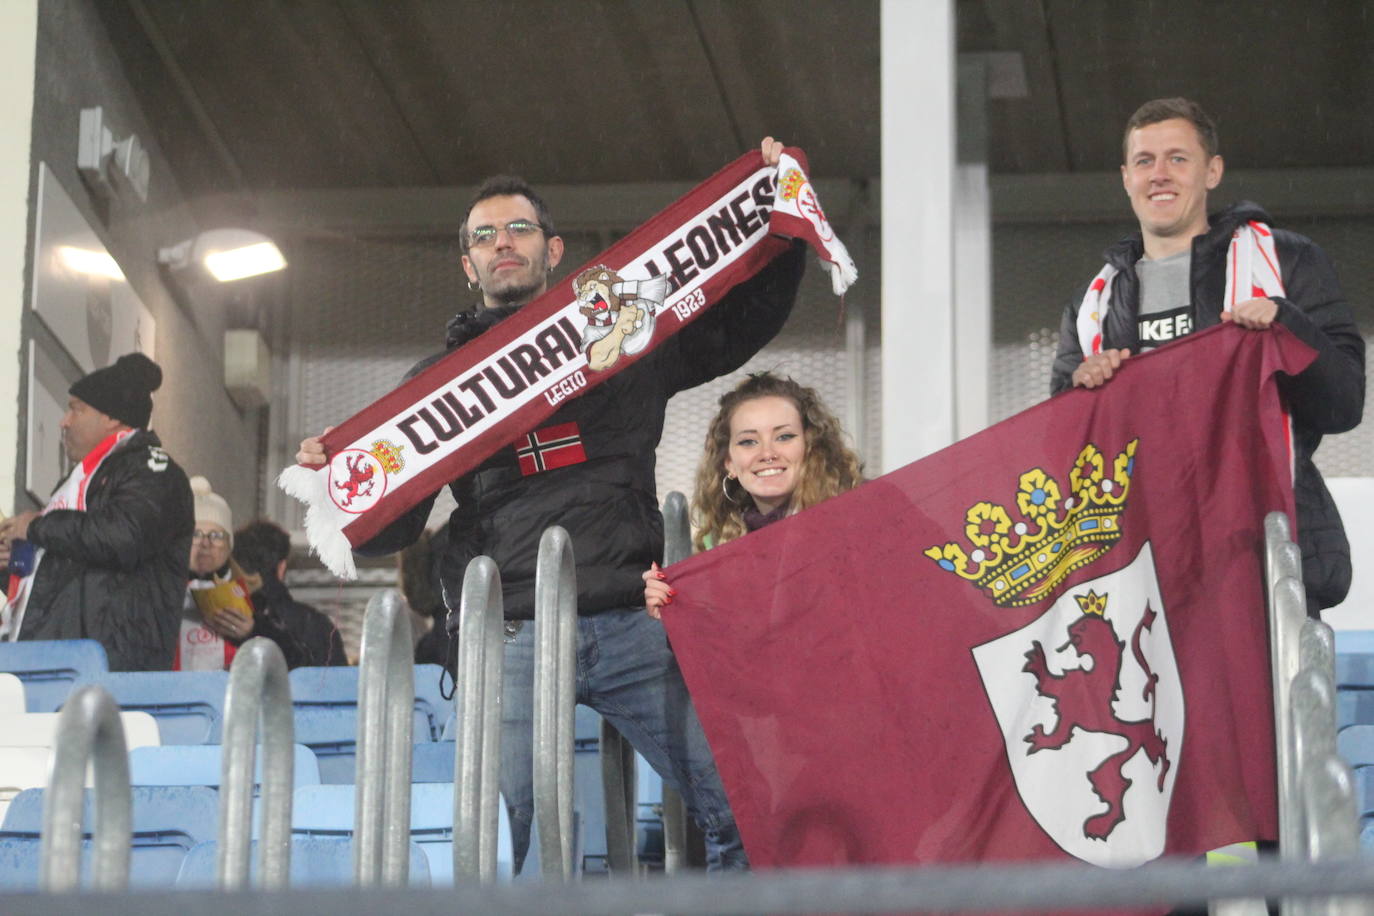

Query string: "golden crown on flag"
[[369, 439, 406, 475], [779, 168, 806, 202], [1074, 589, 1108, 616], [922, 438, 1138, 608]]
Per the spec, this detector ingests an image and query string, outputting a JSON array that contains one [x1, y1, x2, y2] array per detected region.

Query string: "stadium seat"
[[1338, 690, 1374, 731], [570, 705, 665, 873], [0, 835, 69, 889], [0, 640, 108, 712], [290, 782, 512, 884], [0, 747, 68, 822], [175, 835, 432, 887], [293, 706, 430, 784], [1353, 766, 1374, 818], [1339, 726, 1374, 768], [90, 670, 229, 744], [129, 743, 321, 788], [410, 741, 455, 783], [413, 664, 453, 740], [1335, 632, 1374, 657], [0, 784, 218, 887], [289, 664, 449, 741], [0, 673, 25, 710], [0, 711, 161, 750]]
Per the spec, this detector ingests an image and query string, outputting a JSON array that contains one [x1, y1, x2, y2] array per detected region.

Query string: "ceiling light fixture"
[[157, 228, 287, 283], [56, 245, 126, 281]]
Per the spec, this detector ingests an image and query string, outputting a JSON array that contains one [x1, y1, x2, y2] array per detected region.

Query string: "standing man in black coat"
[[300, 137, 805, 872], [0, 353, 194, 670], [1052, 98, 1364, 613]]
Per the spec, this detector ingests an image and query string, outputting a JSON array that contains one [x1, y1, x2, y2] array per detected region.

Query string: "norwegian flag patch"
[[514, 422, 587, 476]]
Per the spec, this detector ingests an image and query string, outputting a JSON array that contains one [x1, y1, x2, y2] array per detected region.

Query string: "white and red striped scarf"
[[280, 147, 857, 578], [1075, 220, 1286, 355], [2, 428, 134, 639]]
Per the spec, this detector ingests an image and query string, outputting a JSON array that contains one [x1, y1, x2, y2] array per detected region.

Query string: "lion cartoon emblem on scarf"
[[574, 266, 668, 372]]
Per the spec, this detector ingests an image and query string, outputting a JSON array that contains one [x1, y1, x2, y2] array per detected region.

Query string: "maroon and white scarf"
[[1076, 220, 1286, 355], [280, 147, 857, 578], [2, 429, 134, 639]]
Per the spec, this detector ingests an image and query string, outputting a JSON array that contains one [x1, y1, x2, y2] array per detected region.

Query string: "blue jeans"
[[500, 608, 746, 873]]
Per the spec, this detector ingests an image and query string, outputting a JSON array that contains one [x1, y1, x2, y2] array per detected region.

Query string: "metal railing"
[[1263, 510, 1361, 916], [594, 492, 696, 877], [600, 716, 638, 875], [452, 556, 505, 882], [533, 526, 577, 879], [218, 637, 294, 890], [6, 857, 1374, 915], [40, 684, 131, 891], [353, 589, 415, 886], [1268, 511, 1308, 866], [659, 490, 693, 872]]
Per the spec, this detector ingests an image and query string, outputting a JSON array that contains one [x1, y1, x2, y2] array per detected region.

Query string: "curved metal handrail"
[[662, 491, 691, 567], [600, 717, 638, 876], [1264, 511, 1301, 599], [534, 525, 577, 879], [660, 492, 695, 871], [354, 588, 415, 886], [218, 637, 294, 890], [1268, 544, 1308, 866], [40, 685, 132, 891], [453, 556, 505, 881]]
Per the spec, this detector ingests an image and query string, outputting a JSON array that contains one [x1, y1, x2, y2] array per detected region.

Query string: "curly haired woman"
[[644, 372, 863, 617]]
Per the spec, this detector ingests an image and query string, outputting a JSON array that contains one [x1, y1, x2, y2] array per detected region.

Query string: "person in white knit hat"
[[180, 477, 346, 671], [177, 476, 253, 670]]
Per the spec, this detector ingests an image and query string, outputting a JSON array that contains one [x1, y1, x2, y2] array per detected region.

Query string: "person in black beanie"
[[0, 352, 194, 670]]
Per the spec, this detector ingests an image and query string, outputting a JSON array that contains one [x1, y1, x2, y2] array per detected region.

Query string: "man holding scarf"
[[0, 353, 194, 670], [299, 137, 805, 872], [1051, 97, 1364, 614]]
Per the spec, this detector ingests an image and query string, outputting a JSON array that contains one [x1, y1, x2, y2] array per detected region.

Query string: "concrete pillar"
[[880, 0, 955, 472], [0, 1, 38, 513], [954, 56, 992, 440]]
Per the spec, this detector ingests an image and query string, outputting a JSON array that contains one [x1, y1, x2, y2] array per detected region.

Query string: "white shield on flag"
[[972, 541, 1185, 867]]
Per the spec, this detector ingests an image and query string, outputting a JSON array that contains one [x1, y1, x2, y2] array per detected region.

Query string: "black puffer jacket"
[[19, 430, 194, 670], [246, 577, 348, 669], [1051, 202, 1366, 610], [361, 241, 806, 618]]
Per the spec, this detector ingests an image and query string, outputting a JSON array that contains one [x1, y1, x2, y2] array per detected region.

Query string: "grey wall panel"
[[25, 0, 257, 518]]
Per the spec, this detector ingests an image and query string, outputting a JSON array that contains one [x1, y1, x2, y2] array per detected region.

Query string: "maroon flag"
[[663, 325, 1313, 894]]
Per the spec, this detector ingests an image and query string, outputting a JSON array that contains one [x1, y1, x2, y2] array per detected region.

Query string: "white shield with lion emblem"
[[971, 541, 1185, 867]]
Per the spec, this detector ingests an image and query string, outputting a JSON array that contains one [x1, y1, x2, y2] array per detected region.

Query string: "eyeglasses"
[[193, 529, 229, 544], [467, 220, 545, 249]]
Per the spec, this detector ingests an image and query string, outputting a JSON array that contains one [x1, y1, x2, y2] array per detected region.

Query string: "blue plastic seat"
[[569, 705, 664, 874], [0, 640, 108, 712], [291, 782, 512, 884], [1335, 632, 1374, 656], [129, 743, 321, 788], [293, 706, 430, 784], [0, 835, 63, 889], [1337, 653, 1374, 689], [89, 670, 229, 744], [0, 785, 218, 887], [411, 741, 455, 783], [289, 665, 449, 741], [1353, 765, 1374, 818], [1338, 690, 1374, 731], [1340, 726, 1374, 768], [176, 835, 432, 887]]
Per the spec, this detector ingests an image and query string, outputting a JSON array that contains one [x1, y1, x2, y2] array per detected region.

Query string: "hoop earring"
[[466, 279, 480, 292], [721, 474, 740, 505]]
